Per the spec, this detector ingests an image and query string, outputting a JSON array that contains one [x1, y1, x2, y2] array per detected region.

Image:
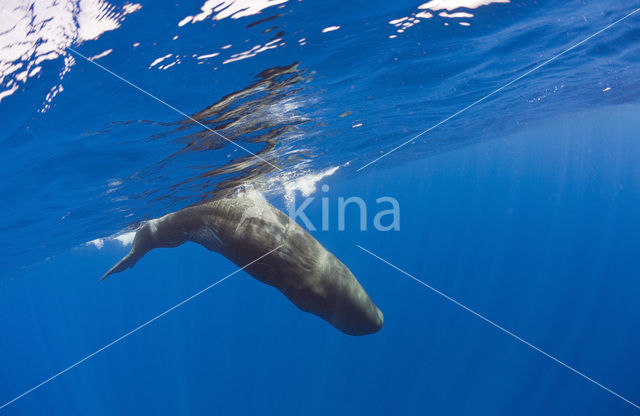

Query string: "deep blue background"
[[2, 105, 639, 414]]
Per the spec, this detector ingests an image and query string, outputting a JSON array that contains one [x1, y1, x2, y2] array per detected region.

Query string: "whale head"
[[329, 280, 384, 336], [335, 304, 384, 336], [287, 251, 384, 336]]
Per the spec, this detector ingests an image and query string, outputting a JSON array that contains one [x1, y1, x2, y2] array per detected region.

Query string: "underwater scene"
[[1, 0, 640, 414]]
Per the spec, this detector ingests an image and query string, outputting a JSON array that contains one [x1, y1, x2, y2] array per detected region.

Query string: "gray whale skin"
[[101, 191, 383, 336]]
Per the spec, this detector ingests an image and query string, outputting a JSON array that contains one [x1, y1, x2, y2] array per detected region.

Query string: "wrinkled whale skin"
[[102, 193, 383, 336]]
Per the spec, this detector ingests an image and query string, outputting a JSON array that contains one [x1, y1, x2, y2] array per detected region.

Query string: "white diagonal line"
[[0, 8, 282, 172], [357, 7, 640, 172], [357, 244, 640, 411], [64, 47, 282, 172], [0, 245, 282, 411]]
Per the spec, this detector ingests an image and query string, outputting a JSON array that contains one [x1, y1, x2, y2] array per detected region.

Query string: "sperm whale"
[[101, 190, 383, 336]]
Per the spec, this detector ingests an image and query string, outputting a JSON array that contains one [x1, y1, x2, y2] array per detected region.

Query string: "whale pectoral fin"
[[100, 251, 136, 281]]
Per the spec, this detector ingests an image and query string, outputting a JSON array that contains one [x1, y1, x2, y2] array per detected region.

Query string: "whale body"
[[102, 191, 383, 336]]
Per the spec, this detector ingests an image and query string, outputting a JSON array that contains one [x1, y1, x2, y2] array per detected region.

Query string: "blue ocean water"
[[1, 0, 640, 414]]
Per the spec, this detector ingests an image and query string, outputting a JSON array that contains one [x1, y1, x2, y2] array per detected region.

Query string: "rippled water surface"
[[2, 0, 638, 270]]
